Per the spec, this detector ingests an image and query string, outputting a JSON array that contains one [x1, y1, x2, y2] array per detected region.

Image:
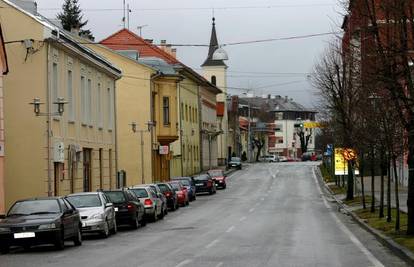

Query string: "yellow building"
[[0, 0, 121, 210]]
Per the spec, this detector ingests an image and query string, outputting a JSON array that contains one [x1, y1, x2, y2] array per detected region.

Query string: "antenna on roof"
[[122, 0, 126, 28], [127, 4, 132, 30]]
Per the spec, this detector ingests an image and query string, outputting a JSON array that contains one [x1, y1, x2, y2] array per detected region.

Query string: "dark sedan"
[[0, 197, 82, 253], [157, 183, 179, 211], [228, 157, 242, 170], [194, 174, 216, 195], [102, 189, 146, 229]]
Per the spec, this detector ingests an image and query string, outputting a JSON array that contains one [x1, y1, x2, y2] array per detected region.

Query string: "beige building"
[[0, 24, 8, 215], [0, 0, 121, 210]]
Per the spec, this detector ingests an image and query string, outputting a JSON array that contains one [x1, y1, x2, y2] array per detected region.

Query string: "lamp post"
[[131, 121, 155, 185], [29, 97, 68, 197]]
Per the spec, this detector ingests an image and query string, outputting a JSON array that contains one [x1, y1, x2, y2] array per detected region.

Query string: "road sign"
[[334, 148, 359, 175], [304, 122, 325, 129]]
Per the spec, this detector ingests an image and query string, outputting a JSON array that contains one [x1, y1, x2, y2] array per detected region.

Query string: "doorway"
[[83, 148, 92, 192], [54, 162, 64, 196]]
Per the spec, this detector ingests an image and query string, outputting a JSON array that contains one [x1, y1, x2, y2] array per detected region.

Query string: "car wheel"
[[209, 189, 213, 195], [73, 226, 82, 246], [223, 184, 227, 189], [164, 206, 168, 215], [139, 216, 147, 227], [131, 214, 139, 229], [55, 230, 65, 250], [110, 218, 117, 234], [158, 209, 165, 220], [0, 245, 9, 254], [101, 221, 110, 238], [186, 199, 189, 206]]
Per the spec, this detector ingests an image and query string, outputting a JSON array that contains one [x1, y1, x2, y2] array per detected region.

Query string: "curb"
[[315, 167, 414, 266]]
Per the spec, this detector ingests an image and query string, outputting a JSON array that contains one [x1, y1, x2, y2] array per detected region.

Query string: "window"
[[67, 70, 74, 121], [183, 144, 186, 161], [81, 76, 86, 124], [211, 75, 216, 85], [52, 63, 58, 113], [97, 83, 103, 128], [181, 103, 184, 120], [107, 86, 114, 130], [185, 105, 188, 121], [163, 96, 170, 125], [189, 106, 192, 123], [87, 79, 92, 126], [195, 108, 198, 123]]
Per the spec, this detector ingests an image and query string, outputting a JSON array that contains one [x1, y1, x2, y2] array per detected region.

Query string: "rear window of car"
[[208, 170, 223, 177], [131, 188, 149, 198], [66, 195, 102, 208], [158, 184, 170, 192], [169, 183, 181, 191], [194, 175, 208, 181], [231, 157, 241, 162], [175, 179, 190, 186], [104, 191, 126, 204], [8, 199, 61, 215]]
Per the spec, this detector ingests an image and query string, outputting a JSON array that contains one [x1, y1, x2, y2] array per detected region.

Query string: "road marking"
[[240, 216, 247, 222], [215, 262, 224, 267], [226, 226, 235, 233], [206, 239, 220, 249], [53, 254, 65, 259], [249, 208, 255, 213], [175, 259, 192, 267], [312, 168, 385, 267]]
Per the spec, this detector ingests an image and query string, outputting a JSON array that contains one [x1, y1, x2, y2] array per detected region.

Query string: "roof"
[[238, 96, 317, 113], [0, 25, 8, 74], [138, 57, 178, 76], [100, 29, 180, 65], [201, 18, 226, 67]]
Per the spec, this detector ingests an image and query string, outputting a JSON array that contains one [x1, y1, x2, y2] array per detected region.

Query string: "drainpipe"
[[197, 85, 203, 172], [114, 80, 119, 186], [150, 72, 161, 182], [178, 82, 184, 176], [46, 42, 52, 196]]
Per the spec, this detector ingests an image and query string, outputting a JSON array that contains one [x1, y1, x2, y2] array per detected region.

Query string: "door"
[[54, 163, 64, 196], [59, 199, 75, 238], [83, 148, 92, 192]]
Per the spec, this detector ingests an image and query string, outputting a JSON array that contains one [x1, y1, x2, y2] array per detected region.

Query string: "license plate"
[[196, 183, 203, 186], [82, 222, 86, 227], [14, 232, 35, 239], [114, 207, 119, 212]]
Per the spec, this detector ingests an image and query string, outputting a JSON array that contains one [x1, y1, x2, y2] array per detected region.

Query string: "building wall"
[[85, 44, 154, 186], [0, 3, 118, 210], [0, 46, 6, 214], [200, 87, 218, 170], [202, 66, 228, 165], [170, 78, 200, 177]]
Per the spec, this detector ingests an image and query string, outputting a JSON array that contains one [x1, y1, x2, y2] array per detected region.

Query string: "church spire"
[[201, 17, 227, 67]]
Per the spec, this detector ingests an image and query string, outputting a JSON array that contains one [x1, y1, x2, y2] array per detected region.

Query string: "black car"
[[0, 197, 82, 253], [194, 174, 216, 195], [102, 189, 145, 229], [157, 183, 179, 211], [228, 157, 242, 170]]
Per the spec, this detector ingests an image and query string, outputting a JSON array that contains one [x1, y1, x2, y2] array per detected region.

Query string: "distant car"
[[157, 182, 179, 211], [278, 156, 288, 162], [171, 177, 196, 201], [194, 174, 217, 195], [102, 189, 146, 229], [260, 155, 278, 162], [0, 197, 82, 253], [129, 186, 164, 222], [228, 157, 242, 169], [301, 152, 312, 161], [143, 184, 168, 216], [207, 169, 227, 189], [168, 181, 189, 206], [66, 192, 116, 238]]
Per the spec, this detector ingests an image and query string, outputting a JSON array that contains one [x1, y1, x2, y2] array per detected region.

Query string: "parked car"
[[143, 184, 168, 216], [102, 189, 145, 229], [157, 182, 179, 211], [260, 155, 278, 162], [168, 181, 189, 206], [171, 177, 196, 201], [228, 157, 242, 169], [278, 156, 288, 162], [0, 197, 82, 253], [193, 174, 216, 195], [301, 152, 312, 161], [129, 186, 164, 222], [66, 192, 116, 238], [207, 169, 227, 189]]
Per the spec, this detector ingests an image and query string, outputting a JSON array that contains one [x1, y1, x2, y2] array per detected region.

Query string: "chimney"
[[166, 44, 172, 55], [71, 26, 80, 36], [267, 94, 271, 99], [171, 48, 177, 58], [160, 40, 167, 51]]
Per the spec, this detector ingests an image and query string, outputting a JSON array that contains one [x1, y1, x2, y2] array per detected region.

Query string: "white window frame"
[[67, 69, 74, 121], [81, 75, 87, 125]]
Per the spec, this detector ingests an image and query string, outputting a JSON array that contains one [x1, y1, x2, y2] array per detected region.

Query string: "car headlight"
[[90, 213, 104, 220], [38, 223, 56, 230], [0, 227, 10, 232]]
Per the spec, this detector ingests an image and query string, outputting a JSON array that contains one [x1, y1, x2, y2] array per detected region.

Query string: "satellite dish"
[[212, 47, 229, 61]]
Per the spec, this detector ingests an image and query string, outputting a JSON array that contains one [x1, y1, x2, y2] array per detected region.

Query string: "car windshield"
[[8, 200, 60, 216], [158, 184, 170, 192], [194, 175, 208, 181], [208, 170, 223, 177], [176, 179, 190, 186], [231, 157, 241, 162], [170, 183, 181, 191], [131, 188, 149, 198], [66, 195, 102, 208], [104, 191, 126, 204]]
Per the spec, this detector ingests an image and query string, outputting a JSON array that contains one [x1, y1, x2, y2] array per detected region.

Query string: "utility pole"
[[247, 102, 251, 162], [122, 0, 126, 28], [127, 4, 131, 30]]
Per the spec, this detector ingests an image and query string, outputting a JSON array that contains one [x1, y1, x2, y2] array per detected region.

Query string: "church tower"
[[201, 17, 229, 165]]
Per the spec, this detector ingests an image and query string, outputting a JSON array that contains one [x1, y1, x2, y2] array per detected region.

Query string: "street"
[[0, 162, 409, 267]]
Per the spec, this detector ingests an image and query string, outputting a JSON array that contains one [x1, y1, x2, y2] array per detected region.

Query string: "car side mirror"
[[105, 203, 113, 208], [64, 209, 74, 215]]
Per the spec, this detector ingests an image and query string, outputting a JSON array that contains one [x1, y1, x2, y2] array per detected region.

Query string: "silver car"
[[129, 186, 163, 222], [66, 192, 116, 238], [143, 184, 168, 217]]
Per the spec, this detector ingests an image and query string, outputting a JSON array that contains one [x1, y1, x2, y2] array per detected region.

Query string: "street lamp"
[[130, 121, 155, 184]]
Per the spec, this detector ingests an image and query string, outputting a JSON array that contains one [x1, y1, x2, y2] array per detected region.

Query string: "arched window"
[[211, 75, 217, 85]]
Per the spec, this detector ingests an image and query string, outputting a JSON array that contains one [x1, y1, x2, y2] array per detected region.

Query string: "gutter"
[[150, 71, 162, 182]]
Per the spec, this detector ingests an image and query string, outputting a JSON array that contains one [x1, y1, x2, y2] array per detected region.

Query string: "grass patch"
[[355, 208, 414, 252], [328, 184, 346, 195], [319, 164, 334, 183], [343, 195, 373, 207]]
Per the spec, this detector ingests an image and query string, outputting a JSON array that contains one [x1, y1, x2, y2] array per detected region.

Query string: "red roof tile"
[[99, 29, 179, 65]]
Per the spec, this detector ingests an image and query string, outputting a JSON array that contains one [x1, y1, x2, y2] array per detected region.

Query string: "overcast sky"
[[36, 0, 343, 108]]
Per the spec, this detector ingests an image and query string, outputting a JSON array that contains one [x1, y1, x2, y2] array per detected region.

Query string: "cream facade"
[[0, 0, 121, 210], [0, 25, 8, 215]]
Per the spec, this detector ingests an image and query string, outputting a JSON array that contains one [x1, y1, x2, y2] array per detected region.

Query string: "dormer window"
[[211, 75, 216, 85]]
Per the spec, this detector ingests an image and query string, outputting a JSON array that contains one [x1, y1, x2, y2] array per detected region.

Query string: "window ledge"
[[68, 120, 75, 124]]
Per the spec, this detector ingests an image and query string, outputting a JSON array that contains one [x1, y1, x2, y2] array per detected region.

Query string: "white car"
[[261, 155, 278, 162]]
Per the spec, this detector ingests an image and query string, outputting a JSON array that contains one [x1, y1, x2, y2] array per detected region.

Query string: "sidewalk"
[[355, 176, 408, 212]]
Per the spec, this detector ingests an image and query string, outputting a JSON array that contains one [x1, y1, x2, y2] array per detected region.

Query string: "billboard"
[[334, 148, 359, 175]]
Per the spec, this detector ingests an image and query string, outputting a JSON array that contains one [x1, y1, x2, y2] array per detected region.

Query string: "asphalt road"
[[0, 162, 410, 267]]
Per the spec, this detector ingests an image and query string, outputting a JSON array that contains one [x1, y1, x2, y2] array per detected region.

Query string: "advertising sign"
[[159, 145, 169, 155], [334, 148, 359, 175]]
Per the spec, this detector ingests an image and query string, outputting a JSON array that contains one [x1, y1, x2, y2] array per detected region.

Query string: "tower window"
[[211, 75, 217, 85]]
